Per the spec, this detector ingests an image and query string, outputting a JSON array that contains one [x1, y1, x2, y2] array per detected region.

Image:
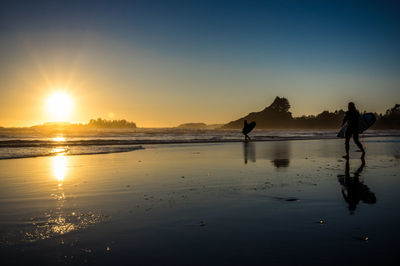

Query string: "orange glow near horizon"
[[46, 91, 74, 122]]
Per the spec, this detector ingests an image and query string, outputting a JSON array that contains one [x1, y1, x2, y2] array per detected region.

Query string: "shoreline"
[[1, 134, 400, 160]]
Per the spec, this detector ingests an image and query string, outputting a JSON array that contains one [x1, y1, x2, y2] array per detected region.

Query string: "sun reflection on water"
[[52, 154, 67, 183], [52, 147, 67, 154], [0, 151, 110, 245]]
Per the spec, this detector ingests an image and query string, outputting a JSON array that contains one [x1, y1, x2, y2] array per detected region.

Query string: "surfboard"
[[337, 113, 376, 138], [242, 121, 256, 135], [337, 124, 347, 138], [358, 113, 376, 133]]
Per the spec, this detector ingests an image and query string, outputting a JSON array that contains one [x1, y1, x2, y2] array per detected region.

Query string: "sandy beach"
[[0, 137, 399, 265]]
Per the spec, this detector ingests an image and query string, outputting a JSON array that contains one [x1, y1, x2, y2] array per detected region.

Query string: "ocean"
[[0, 128, 399, 159]]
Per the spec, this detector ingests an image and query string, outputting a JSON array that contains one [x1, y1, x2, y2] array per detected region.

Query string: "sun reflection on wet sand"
[[52, 154, 67, 183], [11, 153, 109, 244]]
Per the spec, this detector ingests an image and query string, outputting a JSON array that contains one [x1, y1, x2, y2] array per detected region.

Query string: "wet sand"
[[0, 137, 399, 265]]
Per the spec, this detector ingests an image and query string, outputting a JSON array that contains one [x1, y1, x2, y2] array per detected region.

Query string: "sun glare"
[[46, 91, 74, 121]]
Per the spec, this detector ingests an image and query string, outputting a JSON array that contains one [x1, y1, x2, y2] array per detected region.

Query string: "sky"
[[0, 0, 399, 127]]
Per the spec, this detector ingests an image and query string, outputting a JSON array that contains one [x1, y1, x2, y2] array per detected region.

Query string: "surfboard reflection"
[[243, 142, 256, 164], [243, 141, 291, 169], [269, 141, 291, 168], [337, 159, 376, 214]]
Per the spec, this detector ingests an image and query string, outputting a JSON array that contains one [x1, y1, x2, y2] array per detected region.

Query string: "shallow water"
[[0, 137, 399, 265], [1, 129, 399, 159]]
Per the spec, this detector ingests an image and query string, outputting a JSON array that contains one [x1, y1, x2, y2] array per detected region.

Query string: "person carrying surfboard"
[[242, 120, 256, 141], [341, 102, 365, 159]]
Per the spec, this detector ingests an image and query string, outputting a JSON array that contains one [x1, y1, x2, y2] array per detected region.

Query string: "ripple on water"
[[0, 209, 110, 246]]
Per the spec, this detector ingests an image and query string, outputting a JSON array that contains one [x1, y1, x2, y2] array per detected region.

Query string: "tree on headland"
[[291, 109, 346, 128], [223, 96, 293, 128], [375, 104, 400, 129], [269, 96, 291, 113]]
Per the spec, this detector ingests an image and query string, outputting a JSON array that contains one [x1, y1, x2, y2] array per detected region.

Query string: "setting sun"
[[46, 91, 74, 121]]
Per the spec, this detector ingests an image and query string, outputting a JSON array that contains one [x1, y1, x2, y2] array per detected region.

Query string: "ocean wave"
[[0, 145, 144, 160], [0, 130, 399, 159], [1, 131, 399, 147]]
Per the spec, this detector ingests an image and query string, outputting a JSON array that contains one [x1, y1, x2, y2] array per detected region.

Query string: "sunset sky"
[[1, 0, 399, 127]]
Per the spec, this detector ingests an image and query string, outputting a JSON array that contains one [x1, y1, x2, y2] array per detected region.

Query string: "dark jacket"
[[343, 110, 360, 131]]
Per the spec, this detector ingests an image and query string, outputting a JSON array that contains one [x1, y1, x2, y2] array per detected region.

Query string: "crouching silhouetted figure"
[[242, 120, 256, 141]]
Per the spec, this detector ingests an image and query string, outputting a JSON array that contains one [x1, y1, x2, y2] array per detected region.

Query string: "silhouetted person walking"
[[342, 102, 365, 159], [242, 120, 256, 141]]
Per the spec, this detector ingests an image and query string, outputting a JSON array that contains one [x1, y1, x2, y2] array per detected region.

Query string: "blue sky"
[[1, 0, 399, 126]]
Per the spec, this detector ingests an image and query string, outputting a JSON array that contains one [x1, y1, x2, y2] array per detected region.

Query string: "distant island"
[[177, 123, 207, 129], [223, 96, 400, 129], [177, 123, 223, 129], [22, 118, 137, 134], [87, 118, 136, 128]]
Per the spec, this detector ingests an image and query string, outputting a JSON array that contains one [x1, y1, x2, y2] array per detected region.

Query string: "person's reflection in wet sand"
[[243, 142, 256, 164], [272, 158, 290, 168], [337, 158, 376, 214], [270, 141, 290, 168]]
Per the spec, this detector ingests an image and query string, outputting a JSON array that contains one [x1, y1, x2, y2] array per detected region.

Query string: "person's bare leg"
[[353, 133, 365, 158], [343, 131, 351, 159]]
